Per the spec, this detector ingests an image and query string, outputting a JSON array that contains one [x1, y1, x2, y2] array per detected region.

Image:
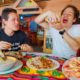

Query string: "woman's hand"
[[0, 41, 12, 50], [20, 44, 33, 52]]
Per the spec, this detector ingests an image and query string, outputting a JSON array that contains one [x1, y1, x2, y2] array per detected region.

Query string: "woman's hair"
[[1, 8, 17, 21], [61, 5, 79, 24]]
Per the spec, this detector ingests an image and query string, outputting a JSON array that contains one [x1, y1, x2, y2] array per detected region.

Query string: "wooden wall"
[[37, 0, 80, 15]]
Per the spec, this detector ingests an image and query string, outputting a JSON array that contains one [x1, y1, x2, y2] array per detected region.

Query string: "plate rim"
[[0, 60, 23, 74], [62, 57, 80, 79], [26, 57, 60, 71]]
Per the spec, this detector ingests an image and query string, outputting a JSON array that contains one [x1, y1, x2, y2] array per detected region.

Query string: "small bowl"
[[0, 56, 17, 72]]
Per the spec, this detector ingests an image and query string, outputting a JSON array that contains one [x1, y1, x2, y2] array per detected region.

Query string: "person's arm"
[[62, 31, 80, 51], [35, 11, 57, 29]]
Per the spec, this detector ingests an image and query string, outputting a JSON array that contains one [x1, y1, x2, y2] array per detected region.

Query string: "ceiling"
[[0, 0, 80, 16], [0, 0, 16, 7]]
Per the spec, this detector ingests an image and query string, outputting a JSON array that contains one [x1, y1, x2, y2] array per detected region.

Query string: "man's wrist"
[[59, 30, 66, 35]]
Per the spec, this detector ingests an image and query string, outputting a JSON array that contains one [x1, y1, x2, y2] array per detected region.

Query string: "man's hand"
[[0, 41, 12, 50], [44, 11, 63, 30], [45, 11, 58, 23], [20, 44, 33, 52]]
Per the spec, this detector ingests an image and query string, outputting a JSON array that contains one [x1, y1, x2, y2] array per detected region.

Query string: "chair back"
[[77, 48, 80, 57]]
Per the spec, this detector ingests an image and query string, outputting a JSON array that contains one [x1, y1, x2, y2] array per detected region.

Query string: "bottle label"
[[46, 37, 53, 49], [44, 34, 53, 53]]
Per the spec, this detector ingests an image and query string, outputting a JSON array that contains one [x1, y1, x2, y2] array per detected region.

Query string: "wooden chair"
[[76, 48, 80, 57]]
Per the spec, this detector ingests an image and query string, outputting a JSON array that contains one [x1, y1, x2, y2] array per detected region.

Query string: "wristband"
[[59, 30, 66, 35]]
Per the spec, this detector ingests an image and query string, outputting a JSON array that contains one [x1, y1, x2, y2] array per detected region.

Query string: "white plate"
[[27, 57, 60, 71], [0, 60, 23, 74], [62, 57, 80, 79]]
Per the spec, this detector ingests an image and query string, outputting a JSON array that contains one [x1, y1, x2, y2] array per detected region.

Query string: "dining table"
[[0, 52, 69, 80]]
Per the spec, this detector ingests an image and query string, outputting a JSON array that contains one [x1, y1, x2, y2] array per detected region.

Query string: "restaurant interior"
[[0, 0, 80, 52], [0, 0, 80, 80]]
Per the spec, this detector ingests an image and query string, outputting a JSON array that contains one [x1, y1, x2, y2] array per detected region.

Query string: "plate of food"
[[26, 56, 60, 71], [4, 51, 23, 59], [62, 57, 80, 79], [0, 60, 23, 74]]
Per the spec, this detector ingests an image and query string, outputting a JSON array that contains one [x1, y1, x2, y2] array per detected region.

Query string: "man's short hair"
[[1, 8, 17, 21]]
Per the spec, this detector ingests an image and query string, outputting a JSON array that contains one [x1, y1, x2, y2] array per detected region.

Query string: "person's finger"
[[20, 44, 33, 51], [0, 43, 11, 50], [2, 46, 10, 49], [0, 41, 12, 48], [2, 41, 12, 46]]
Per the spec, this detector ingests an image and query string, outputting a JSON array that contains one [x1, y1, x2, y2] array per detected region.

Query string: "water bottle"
[[45, 28, 53, 53]]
